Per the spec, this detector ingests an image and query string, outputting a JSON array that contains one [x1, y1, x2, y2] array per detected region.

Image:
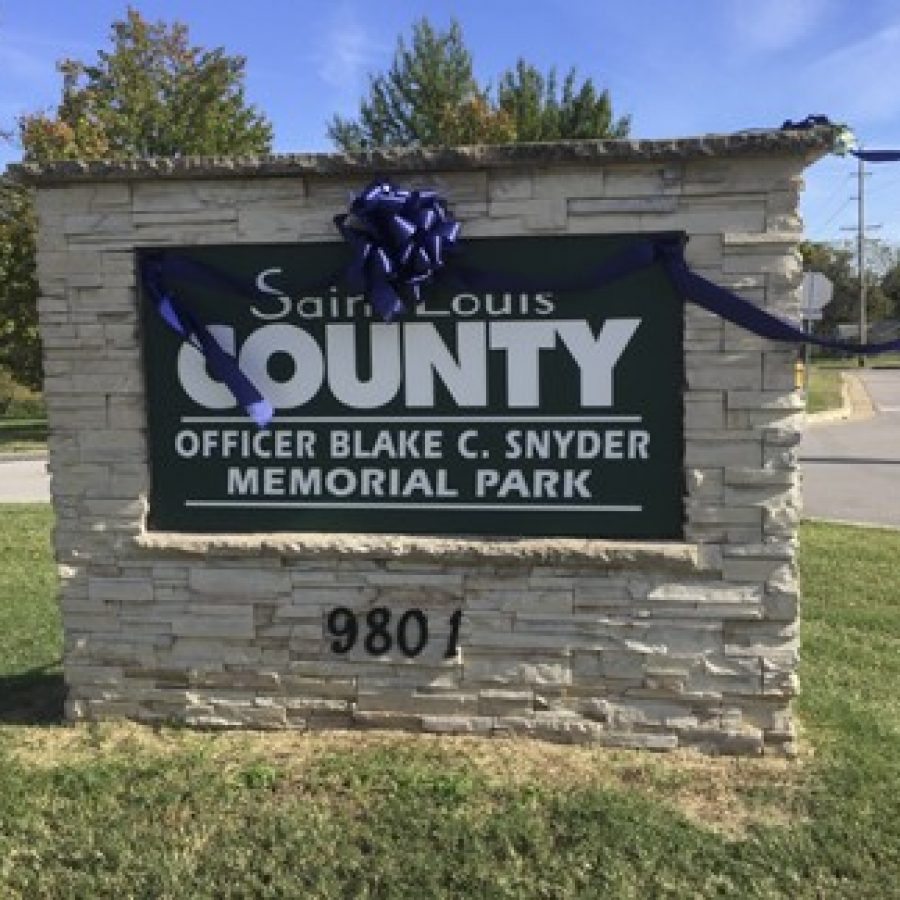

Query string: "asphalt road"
[[2, 373, 899, 527], [800, 368, 900, 528]]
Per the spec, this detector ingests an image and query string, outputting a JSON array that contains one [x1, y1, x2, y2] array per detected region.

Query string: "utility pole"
[[842, 155, 879, 365], [857, 153, 867, 367]]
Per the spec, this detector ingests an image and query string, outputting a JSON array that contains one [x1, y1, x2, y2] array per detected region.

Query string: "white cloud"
[[731, 0, 833, 52], [0, 28, 89, 123], [0, 41, 52, 82], [805, 23, 900, 125], [316, 4, 383, 93]]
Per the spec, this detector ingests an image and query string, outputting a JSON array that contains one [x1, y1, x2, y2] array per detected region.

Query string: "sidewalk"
[[0, 456, 50, 503], [800, 368, 900, 528]]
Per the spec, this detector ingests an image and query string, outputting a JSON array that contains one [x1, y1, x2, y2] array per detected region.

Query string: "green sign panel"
[[140, 235, 684, 538]]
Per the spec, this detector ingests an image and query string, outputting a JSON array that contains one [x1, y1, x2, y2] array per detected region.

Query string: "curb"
[[0, 453, 48, 464], [805, 371, 874, 425], [802, 516, 900, 532]]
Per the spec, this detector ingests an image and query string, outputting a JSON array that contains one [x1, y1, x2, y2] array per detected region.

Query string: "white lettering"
[[476, 469, 501, 496], [556, 318, 640, 407], [327, 323, 401, 408], [475, 467, 593, 499], [325, 468, 357, 496], [503, 429, 649, 461], [298, 296, 324, 319], [577, 431, 602, 458], [175, 315, 644, 413], [451, 293, 480, 316], [202, 430, 219, 457], [630, 430, 650, 459], [252, 430, 271, 459], [403, 322, 487, 407], [331, 430, 351, 458], [175, 429, 199, 458], [264, 467, 285, 494], [240, 323, 323, 409], [604, 430, 624, 459], [251, 269, 291, 320], [227, 467, 258, 495], [504, 430, 521, 459], [489, 321, 557, 407], [177, 324, 236, 409], [459, 429, 480, 459], [564, 469, 592, 498], [553, 429, 575, 458], [290, 468, 322, 494], [361, 468, 386, 495]]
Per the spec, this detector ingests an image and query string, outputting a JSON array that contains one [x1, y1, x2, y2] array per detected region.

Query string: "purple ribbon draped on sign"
[[853, 150, 900, 163], [654, 239, 900, 354], [142, 255, 273, 427], [141, 172, 900, 428]]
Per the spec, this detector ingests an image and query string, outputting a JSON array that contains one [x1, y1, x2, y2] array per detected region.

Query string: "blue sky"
[[3, 0, 900, 242]]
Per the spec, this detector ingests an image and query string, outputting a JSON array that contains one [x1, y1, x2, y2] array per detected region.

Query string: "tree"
[[328, 18, 629, 151], [879, 260, 900, 319], [19, 9, 271, 161], [329, 19, 514, 150], [800, 241, 855, 332], [800, 240, 893, 336], [0, 179, 39, 390], [496, 61, 630, 142], [1, 8, 273, 389]]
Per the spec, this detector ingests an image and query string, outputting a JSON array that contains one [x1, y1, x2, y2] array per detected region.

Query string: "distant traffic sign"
[[801, 271, 833, 321]]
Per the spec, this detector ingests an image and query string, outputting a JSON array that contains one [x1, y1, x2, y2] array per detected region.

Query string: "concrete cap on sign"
[[6, 123, 840, 185]]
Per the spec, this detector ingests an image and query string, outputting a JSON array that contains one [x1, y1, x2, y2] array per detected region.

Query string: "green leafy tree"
[[496, 60, 630, 142], [800, 240, 892, 335], [19, 8, 272, 160], [1, 8, 273, 390], [328, 18, 629, 150], [880, 261, 900, 318], [0, 179, 39, 390], [800, 241, 856, 332], [329, 19, 515, 150]]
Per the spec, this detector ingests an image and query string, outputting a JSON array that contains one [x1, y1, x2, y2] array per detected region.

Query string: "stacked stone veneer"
[[19, 129, 834, 755]]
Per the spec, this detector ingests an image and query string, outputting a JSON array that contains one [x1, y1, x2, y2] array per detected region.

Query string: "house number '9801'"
[[325, 607, 462, 658]]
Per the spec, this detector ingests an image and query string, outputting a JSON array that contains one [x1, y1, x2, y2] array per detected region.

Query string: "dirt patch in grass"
[[431, 732, 808, 838], [5, 721, 808, 838]]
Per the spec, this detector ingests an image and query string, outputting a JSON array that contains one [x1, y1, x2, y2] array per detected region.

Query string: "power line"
[[806, 172, 854, 225], [810, 196, 853, 234]]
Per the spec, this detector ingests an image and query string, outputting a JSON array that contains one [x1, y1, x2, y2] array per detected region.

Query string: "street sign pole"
[[803, 319, 811, 395], [800, 272, 832, 393]]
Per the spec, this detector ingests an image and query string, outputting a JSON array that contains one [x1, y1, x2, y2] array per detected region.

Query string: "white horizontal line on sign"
[[179, 415, 644, 424], [184, 501, 644, 512]]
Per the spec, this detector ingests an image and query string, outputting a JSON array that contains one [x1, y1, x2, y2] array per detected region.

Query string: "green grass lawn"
[[806, 366, 845, 415], [805, 353, 900, 415], [1, 506, 898, 898]]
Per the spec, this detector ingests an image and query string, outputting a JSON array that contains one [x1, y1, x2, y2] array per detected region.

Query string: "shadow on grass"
[[0, 663, 65, 724], [0, 419, 48, 435]]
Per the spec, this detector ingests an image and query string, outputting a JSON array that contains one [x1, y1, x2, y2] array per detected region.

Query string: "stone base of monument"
[[14, 125, 833, 756], [74, 530, 793, 757]]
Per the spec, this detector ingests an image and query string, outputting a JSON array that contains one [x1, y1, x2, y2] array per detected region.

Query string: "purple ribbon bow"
[[334, 180, 461, 321]]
